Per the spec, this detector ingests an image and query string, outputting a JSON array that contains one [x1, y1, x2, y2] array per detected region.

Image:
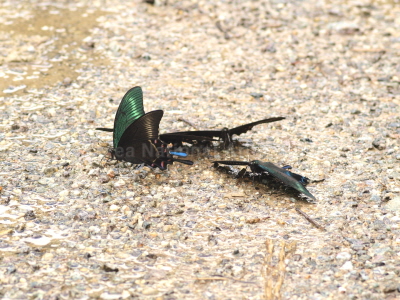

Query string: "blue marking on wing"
[[169, 151, 188, 157], [284, 170, 309, 185]]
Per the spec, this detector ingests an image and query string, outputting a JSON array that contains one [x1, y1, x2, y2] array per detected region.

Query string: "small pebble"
[[250, 92, 263, 99], [42, 253, 54, 261], [372, 138, 386, 150], [340, 261, 353, 270], [141, 287, 159, 295], [336, 252, 351, 261], [109, 204, 119, 211]]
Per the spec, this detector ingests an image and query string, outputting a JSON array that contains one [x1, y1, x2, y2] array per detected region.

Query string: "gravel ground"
[[0, 0, 399, 299]]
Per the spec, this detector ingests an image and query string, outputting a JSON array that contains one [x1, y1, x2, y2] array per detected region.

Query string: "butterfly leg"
[[133, 163, 145, 170], [236, 167, 248, 179]]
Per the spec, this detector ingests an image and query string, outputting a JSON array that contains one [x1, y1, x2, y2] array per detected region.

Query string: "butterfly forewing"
[[113, 86, 146, 148]]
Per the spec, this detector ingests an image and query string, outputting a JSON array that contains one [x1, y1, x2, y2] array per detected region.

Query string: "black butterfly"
[[213, 160, 316, 201], [96, 86, 193, 170], [159, 117, 285, 148]]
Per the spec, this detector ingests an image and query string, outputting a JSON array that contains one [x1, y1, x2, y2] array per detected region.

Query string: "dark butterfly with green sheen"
[[96, 86, 193, 170], [159, 117, 285, 148], [213, 160, 316, 201]]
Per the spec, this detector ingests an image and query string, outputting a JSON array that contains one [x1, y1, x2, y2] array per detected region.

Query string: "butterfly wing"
[[160, 131, 218, 144], [283, 170, 310, 186], [254, 161, 316, 200], [174, 130, 224, 138], [115, 110, 163, 164], [114, 140, 160, 165], [113, 86, 146, 148], [160, 117, 285, 146], [228, 117, 285, 137]]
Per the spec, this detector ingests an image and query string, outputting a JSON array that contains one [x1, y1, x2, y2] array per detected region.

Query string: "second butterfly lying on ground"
[[96, 86, 193, 170]]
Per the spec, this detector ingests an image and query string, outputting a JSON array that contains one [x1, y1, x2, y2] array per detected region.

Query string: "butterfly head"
[[151, 140, 193, 169]]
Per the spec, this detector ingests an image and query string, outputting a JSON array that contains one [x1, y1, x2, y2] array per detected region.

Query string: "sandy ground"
[[0, 0, 399, 299]]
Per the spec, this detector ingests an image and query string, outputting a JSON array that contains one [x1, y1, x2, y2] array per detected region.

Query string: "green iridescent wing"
[[253, 161, 316, 201], [113, 86, 145, 148]]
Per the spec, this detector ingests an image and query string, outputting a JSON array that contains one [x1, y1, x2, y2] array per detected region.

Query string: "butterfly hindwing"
[[118, 110, 163, 144], [114, 140, 158, 165], [114, 110, 163, 164]]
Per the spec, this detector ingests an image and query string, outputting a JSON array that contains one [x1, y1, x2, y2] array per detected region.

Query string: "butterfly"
[[96, 86, 193, 170], [159, 117, 285, 148], [213, 160, 316, 201]]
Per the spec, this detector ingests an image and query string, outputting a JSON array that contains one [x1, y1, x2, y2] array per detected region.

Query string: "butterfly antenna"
[[99, 155, 107, 167], [96, 127, 114, 132], [212, 160, 250, 166], [177, 118, 199, 130]]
